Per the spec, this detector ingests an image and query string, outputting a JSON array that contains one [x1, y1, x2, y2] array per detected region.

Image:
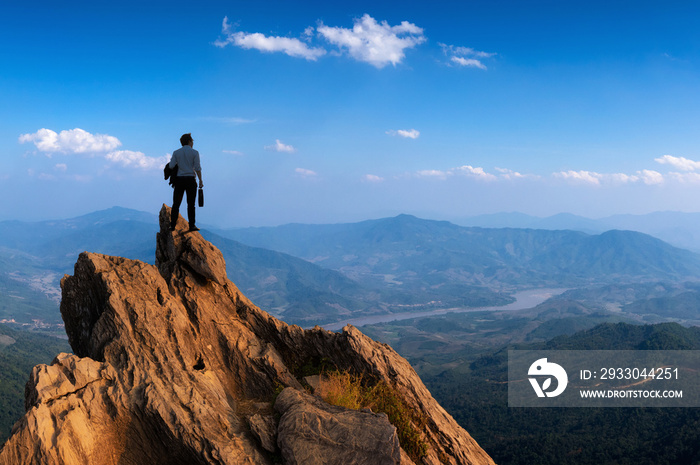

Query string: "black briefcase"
[[198, 188, 204, 207]]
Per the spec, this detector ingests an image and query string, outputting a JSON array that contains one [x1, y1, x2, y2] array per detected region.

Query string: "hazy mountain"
[[31, 220, 156, 270], [2, 207, 700, 326], [0, 209, 380, 325], [459, 210, 700, 252], [601, 211, 700, 252], [0, 207, 158, 252], [0, 208, 159, 324], [220, 214, 700, 288], [0, 253, 61, 324], [460, 211, 602, 232], [543, 321, 700, 350], [0, 208, 510, 326], [621, 289, 700, 321], [200, 230, 377, 322], [547, 282, 700, 325]]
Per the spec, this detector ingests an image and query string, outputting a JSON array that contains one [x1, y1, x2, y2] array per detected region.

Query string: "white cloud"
[[655, 154, 700, 171], [303, 26, 315, 40], [265, 139, 296, 153], [223, 150, 244, 156], [637, 169, 664, 185], [440, 43, 495, 70], [495, 167, 538, 180], [415, 165, 496, 181], [553, 170, 603, 185], [417, 169, 450, 179], [609, 173, 639, 183], [214, 17, 326, 61], [19, 128, 121, 154], [454, 165, 497, 181], [19, 127, 167, 172], [451, 56, 487, 69], [553, 169, 665, 186], [317, 14, 426, 68], [668, 172, 700, 183], [295, 168, 317, 177], [449, 46, 496, 59], [215, 14, 427, 68], [104, 150, 170, 170], [363, 174, 384, 182], [387, 129, 420, 139]]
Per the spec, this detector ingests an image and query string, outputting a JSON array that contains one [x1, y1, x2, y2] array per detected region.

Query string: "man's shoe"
[[189, 225, 200, 232]]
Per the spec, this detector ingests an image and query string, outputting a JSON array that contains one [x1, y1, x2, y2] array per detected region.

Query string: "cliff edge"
[[0, 205, 495, 465]]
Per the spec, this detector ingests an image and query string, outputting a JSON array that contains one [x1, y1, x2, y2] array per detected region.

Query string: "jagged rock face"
[[0, 205, 495, 465]]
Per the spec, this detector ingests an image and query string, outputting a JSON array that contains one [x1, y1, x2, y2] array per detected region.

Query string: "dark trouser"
[[171, 176, 197, 228]]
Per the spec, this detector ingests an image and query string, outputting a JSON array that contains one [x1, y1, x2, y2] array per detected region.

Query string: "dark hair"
[[180, 133, 193, 146]]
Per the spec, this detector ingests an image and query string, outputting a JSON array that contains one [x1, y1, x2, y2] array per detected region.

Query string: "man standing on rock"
[[169, 133, 203, 232]]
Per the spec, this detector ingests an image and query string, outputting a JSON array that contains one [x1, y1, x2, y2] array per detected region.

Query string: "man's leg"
[[185, 177, 197, 229], [171, 178, 186, 229]]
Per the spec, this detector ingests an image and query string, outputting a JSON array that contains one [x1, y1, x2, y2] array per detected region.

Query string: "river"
[[319, 288, 568, 331]]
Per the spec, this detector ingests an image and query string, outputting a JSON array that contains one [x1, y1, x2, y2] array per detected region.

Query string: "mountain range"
[[459, 211, 700, 252], [1, 207, 700, 327], [218, 213, 700, 287], [0, 207, 380, 326]]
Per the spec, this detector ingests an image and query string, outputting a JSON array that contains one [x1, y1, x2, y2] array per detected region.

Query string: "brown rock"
[[275, 387, 402, 465], [0, 204, 496, 465], [248, 413, 277, 453]]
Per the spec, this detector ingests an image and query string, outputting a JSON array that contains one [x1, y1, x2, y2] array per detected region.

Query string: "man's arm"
[[193, 150, 203, 188]]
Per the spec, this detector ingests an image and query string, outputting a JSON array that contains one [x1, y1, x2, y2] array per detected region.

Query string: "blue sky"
[[4, 0, 700, 226]]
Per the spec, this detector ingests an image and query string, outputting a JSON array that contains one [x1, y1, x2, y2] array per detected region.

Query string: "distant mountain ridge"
[[0, 208, 397, 326], [460, 210, 700, 252], [220, 213, 700, 288], [0, 206, 158, 251]]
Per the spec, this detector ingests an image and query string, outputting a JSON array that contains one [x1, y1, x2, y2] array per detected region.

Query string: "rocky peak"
[[0, 205, 495, 465]]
